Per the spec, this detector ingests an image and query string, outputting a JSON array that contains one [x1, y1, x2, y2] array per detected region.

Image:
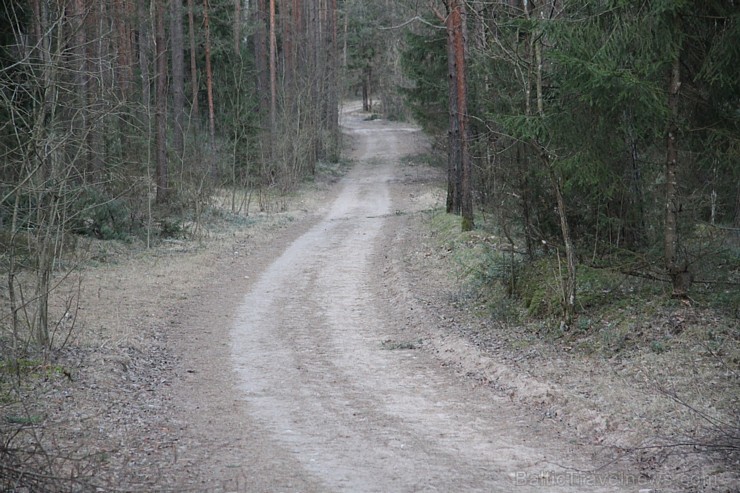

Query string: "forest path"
[[207, 104, 628, 492]]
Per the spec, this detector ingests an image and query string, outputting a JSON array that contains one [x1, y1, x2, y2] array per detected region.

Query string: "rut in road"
[[230, 110, 625, 492]]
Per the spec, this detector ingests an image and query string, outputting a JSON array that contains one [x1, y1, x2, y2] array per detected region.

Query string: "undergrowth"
[[429, 209, 740, 358]]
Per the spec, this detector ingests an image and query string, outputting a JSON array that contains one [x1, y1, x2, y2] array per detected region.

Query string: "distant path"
[[226, 104, 626, 492]]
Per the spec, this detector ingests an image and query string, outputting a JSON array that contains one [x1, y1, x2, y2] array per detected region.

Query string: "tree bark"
[[187, 0, 199, 118], [665, 32, 691, 297], [327, 0, 339, 159], [451, 1, 474, 231], [439, 0, 473, 230], [234, 0, 242, 54], [438, 3, 460, 215], [155, 0, 168, 203], [88, 1, 105, 180], [203, 0, 217, 177], [72, 0, 89, 174], [283, 0, 294, 87], [171, 0, 186, 165], [138, 0, 151, 112], [254, 0, 270, 120], [269, 0, 277, 132], [114, 0, 133, 100]]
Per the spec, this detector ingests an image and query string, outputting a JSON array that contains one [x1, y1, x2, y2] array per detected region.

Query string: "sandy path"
[[221, 107, 630, 492]]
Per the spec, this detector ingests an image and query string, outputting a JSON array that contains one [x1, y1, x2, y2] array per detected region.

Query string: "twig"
[[379, 15, 446, 31]]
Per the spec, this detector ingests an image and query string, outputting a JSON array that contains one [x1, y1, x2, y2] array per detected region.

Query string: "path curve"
[[229, 106, 627, 492]]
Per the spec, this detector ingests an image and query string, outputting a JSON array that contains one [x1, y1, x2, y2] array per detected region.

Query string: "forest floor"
[[1, 102, 737, 492]]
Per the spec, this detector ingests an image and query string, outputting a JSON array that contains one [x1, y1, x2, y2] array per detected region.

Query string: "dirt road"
[[193, 106, 632, 492]]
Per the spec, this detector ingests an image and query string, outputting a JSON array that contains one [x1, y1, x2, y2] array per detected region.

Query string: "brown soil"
[[2, 102, 737, 492]]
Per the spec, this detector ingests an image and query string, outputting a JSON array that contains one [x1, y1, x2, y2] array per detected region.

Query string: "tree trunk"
[[155, 0, 168, 203], [254, 0, 270, 120], [203, 0, 217, 177], [451, 0, 474, 231], [187, 0, 199, 118], [114, 0, 133, 100], [283, 0, 294, 87], [72, 0, 89, 174], [87, 1, 105, 180], [138, 0, 151, 112], [269, 0, 277, 131], [443, 4, 460, 215], [310, 0, 322, 167], [234, 0, 242, 54], [439, 0, 473, 230], [362, 66, 372, 112], [665, 34, 691, 297], [171, 0, 186, 165], [327, 0, 339, 160], [293, 0, 303, 78]]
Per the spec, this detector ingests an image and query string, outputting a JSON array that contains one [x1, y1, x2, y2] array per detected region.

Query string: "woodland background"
[[0, 0, 738, 489]]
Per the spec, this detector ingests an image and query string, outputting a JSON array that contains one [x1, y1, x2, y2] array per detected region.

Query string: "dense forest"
[[4, 0, 735, 345], [1, 0, 344, 347], [397, 0, 739, 322], [0, 0, 738, 488]]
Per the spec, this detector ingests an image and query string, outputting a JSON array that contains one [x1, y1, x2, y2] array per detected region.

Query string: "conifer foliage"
[[401, 0, 739, 311]]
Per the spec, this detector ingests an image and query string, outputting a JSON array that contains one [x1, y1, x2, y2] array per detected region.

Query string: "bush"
[[71, 188, 132, 241]]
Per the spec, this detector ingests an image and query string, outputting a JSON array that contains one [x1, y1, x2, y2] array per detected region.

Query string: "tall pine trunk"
[[203, 0, 217, 177], [452, 1, 473, 231], [72, 0, 89, 175], [155, 0, 168, 202], [269, 0, 277, 132], [254, 0, 269, 121], [170, 0, 185, 166], [171, 0, 186, 165], [445, 19, 460, 215], [439, 0, 473, 230], [187, 0, 199, 119]]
